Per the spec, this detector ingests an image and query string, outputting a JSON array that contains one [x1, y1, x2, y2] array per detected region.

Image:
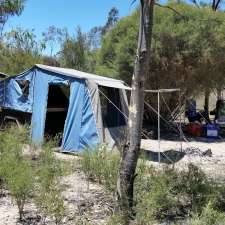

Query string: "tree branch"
[[155, 3, 186, 20], [215, 0, 221, 11]]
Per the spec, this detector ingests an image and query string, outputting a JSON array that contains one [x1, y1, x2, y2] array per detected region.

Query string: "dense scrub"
[[1, 127, 225, 224], [0, 126, 66, 224], [80, 145, 120, 193], [80, 149, 225, 224]]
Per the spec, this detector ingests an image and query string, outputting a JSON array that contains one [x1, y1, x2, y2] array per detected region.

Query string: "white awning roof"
[[35, 64, 130, 90]]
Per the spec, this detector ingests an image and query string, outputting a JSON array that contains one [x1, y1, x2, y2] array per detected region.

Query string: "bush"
[[79, 146, 225, 224], [35, 143, 65, 225], [207, 183, 225, 214], [107, 213, 124, 225], [189, 202, 225, 225], [4, 158, 34, 220], [178, 163, 215, 213], [80, 146, 120, 192], [135, 165, 183, 224], [0, 126, 33, 220], [135, 162, 224, 224]]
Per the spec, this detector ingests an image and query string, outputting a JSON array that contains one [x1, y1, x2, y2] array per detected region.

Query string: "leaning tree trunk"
[[117, 0, 155, 222]]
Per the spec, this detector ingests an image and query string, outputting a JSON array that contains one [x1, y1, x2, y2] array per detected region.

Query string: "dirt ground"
[[0, 167, 114, 225], [0, 138, 225, 224], [141, 138, 225, 181]]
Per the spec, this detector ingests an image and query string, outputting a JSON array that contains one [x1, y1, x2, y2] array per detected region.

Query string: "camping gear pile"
[[185, 98, 225, 139]]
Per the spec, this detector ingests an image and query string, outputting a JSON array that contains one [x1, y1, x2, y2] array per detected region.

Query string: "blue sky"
[[5, 0, 138, 40]]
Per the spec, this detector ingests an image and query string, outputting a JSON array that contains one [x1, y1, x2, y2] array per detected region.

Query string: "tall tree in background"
[[0, 0, 25, 37], [0, 28, 43, 74], [117, 0, 155, 222], [42, 26, 67, 56], [87, 7, 119, 49], [101, 7, 119, 35], [60, 26, 87, 71]]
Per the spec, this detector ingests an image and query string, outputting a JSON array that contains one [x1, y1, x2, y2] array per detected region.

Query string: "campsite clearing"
[[0, 138, 225, 225], [142, 139, 225, 181]]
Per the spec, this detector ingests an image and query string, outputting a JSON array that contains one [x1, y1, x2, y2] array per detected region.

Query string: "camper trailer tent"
[[0, 64, 129, 152]]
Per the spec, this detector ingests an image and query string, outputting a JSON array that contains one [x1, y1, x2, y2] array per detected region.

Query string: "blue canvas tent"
[[0, 64, 130, 152]]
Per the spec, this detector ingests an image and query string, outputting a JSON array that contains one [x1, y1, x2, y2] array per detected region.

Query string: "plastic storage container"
[[206, 124, 219, 138]]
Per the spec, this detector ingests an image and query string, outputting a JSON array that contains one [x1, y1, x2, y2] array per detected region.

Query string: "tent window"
[[99, 86, 126, 128], [16, 80, 30, 97]]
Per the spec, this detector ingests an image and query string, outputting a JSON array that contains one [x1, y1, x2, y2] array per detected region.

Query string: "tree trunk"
[[204, 88, 210, 112], [117, 0, 155, 222], [217, 87, 222, 100]]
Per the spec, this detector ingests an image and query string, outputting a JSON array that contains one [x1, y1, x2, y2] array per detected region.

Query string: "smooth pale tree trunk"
[[117, 0, 155, 222]]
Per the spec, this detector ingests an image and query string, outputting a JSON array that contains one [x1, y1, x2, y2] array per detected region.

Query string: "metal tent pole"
[[158, 91, 161, 163]]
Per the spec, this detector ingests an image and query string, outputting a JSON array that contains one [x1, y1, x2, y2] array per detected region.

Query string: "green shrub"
[[209, 184, 225, 213], [35, 184, 65, 225], [134, 162, 223, 224], [189, 201, 225, 225], [107, 213, 124, 225], [135, 165, 183, 224], [0, 125, 33, 220], [5, 158, 33, 220], [80, 146, 120, 192], [178, 163, 215, 213], [35, 143, 65, 224], [36, 143, 63, 188]]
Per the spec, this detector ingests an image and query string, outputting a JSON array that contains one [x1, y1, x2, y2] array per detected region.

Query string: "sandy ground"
[[1, 139, 225, 224], [141, 139, 225, 181], [0, 170, 113, 225]]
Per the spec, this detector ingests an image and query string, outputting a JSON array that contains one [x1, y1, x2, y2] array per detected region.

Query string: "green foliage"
[[4, 158, 33, 220], [95, 3, 225, 119], [189, 202, 225, 225], [95, 9, 138, 82], [80, 146, 120, 192], [0, 127, 67, 223], [107, 213, 124, 225], [35, 143, 65, 225], [36, 143, 63, 188], [211, 185, 225, 212], [178, 164, 214, 212], [81, 150, 225, 224], [135, 163, 222, 224], [42, 26, 67, 57], [0, 126, 33, 220], [35, 184, 65, 225], [60, 26, 88, 71], [0, 0, 25, 36], [135, 165, 182, 224], [0, 27, 43, 75]]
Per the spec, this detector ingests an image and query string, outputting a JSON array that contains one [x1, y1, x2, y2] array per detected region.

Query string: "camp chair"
[[214, 100, 225, 128]]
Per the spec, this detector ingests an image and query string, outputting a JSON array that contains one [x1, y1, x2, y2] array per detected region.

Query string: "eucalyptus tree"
[[117, 0, 155, 222], [0, 0, 25, 37]]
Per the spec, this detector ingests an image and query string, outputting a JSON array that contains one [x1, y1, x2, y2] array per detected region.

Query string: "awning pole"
[[158, 91, 161, 163]]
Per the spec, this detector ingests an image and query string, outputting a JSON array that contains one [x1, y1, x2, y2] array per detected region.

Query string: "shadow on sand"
[[143, 149, 186, 164]]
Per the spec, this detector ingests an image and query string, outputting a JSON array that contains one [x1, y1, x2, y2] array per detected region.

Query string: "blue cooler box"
[[206, 124, 219, 138]]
